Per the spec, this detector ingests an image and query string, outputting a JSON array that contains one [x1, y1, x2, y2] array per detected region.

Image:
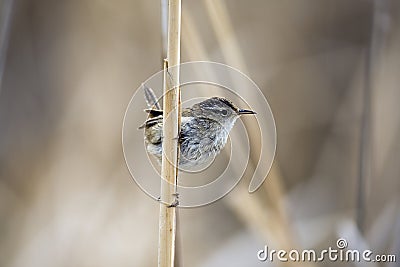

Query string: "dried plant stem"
[[204, 0, 289, 227], [356, 0, 387, 233], [160, 0, 168, 62], [185, 2, 315, 266], [158, 0, 181, 266], [0, 0, 14, 89]]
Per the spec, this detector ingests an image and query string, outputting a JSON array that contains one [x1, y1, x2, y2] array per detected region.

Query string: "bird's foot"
[[157, 193, 179, 207], [168, 199, 179, 208], [167, 192, 179, 207]]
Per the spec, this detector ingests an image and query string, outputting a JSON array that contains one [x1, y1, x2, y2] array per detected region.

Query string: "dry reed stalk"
[[160, 0, 168, 61], [158, 0, 182, 266], [183, 2, 316, 266], [203, 1, 312, 264], [203, 0, 290, 228], [0, 0, 14, 89], [203, 0, 284, 185]]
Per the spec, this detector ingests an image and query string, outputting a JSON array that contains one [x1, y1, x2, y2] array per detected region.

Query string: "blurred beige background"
[[0, 0, 399, 266]]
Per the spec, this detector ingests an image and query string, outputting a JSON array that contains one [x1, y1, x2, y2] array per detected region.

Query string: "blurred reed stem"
[[0, 0, 14, 89], [357, 0, 389, 233], [183, 2, 316, 266], [160, 0, 168, 62]]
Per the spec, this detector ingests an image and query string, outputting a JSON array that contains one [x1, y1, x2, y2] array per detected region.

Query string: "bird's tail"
[[143, 84, 161, 110]]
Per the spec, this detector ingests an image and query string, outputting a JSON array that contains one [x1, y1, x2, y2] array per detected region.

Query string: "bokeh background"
[[0, 0, 399, 266]]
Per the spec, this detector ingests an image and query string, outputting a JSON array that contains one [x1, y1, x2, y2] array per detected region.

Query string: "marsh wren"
[[139, 86, 256, 168]]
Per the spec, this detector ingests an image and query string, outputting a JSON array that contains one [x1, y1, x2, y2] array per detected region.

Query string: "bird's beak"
[[238, 109, 256, 115]]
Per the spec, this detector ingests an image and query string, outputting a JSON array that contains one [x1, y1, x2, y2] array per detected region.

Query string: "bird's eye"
[[221, 109, 228, 116]]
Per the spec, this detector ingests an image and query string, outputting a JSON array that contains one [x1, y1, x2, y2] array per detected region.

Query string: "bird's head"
[[189, 97, 256, 130]]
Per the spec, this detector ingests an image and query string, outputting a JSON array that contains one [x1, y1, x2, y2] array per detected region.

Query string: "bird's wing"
[[138, 115, 163, 129], [144, 109, 163, 118], [139, 106, 191, 129], [144, 107, 192, 118]]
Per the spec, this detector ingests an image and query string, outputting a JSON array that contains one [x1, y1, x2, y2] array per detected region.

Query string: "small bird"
[[139, 86, 256, 169]]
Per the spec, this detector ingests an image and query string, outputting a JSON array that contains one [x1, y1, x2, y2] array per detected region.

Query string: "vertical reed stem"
[[158, 0, 181, 266], [160, 0, 168, 62], [0, 0, 14, 88]]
